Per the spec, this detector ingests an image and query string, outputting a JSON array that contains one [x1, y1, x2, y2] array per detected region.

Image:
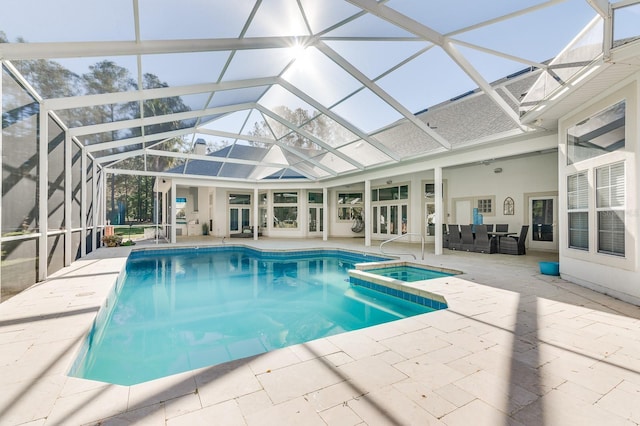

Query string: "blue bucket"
[[539, 261, 559, 276]]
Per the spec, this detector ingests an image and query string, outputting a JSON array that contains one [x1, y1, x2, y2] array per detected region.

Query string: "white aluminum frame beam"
[[42, 77, 277, 111], [315, 41, 453, 150], [276, 78, 400, 161], [96, 148, 288, 168], [256, 104, 365, 170], [0, 37, 315, 60], [68, 103, 255, 137], [85, 127, 196, 153], [347, 0, 526, 130], [38, 110, 48, 281]]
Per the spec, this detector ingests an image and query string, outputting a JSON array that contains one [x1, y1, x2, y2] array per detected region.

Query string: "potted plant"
[[102, 234, 123, 247], [202, 223, 209, 235]]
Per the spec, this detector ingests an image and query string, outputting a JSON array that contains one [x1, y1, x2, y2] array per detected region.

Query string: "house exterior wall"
[[558, 77, 640, 305], [444, 153, 558, 236]]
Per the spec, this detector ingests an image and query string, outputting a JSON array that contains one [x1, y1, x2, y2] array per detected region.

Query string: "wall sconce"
[[494, 168, 503, 174], [386, 180, 393, 184]]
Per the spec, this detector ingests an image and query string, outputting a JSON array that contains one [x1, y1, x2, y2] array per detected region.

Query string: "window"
[[567, 172, 589, 250], [567, 101, 625, 165], [273, 192, 298, 228], [477, 199, 492, 214], [372, 185, 408, 202], [308, 192, 323, 204], [259, 192, 267, 229], [613, 3, 640, 46], [273, 192, 297, 204], [424, 183, 435, 201], [338, 192, 363, 221], [471, 196, 495, 216], [596, 162, 625, 256], [229, 194, 251, 205]]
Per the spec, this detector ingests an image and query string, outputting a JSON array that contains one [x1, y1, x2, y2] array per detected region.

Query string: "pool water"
[[70, 247, 442, 385], [367, 265, 454, 282]]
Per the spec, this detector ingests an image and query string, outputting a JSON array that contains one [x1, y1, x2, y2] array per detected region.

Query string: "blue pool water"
[[70, 247, 443, 385], [367, 265, 454, 282]]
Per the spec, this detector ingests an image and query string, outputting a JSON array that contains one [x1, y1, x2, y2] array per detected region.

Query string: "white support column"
[[170, 180, 177, 243], [92, 161, 98, 252], [253, 187, 259, 240], [102, 170, 107, 241], [435, 166, 444, 255], [162, 189, 167, 241], [365, 179, 371, 247], [0, 75, 3, 291], [38, 110, 48, 281], [64, 134, 72, 265], [322, 187, 328, 241], [80, 148, 87, 257]]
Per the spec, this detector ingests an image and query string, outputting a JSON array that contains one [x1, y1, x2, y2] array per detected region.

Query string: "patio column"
[[80, 148, 87, 257], [254, 187, 259, 240], [38, 109, 48, 281], [365, 179, 371, 247], [435, 166, 443, 255], [170, 180, 177, 243], [322, 187, 328, 241], [92, 160, 98, 252], [64, 133, 72, 266]]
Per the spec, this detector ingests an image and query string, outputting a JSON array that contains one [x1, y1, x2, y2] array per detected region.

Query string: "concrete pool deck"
[[1, 238, 640, 425]]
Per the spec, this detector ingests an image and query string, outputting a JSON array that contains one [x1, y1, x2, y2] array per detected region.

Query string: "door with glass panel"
[[529, 196, 558, 250], [308, 192, 323, 236], [371, 185, 408, 239], [374, 204, 407, 237], [228, 193, 251, 235], [308, 207, 324, 235]]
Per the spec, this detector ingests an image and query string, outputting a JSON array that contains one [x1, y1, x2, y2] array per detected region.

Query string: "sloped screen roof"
[[0, 0, 603, 181]]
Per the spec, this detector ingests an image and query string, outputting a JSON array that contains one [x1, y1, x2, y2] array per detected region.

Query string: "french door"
[[372, 204, 407, 238], [529, 196, 558, 251], [229, 207, 250, 233], [308, 206, 323, 235]]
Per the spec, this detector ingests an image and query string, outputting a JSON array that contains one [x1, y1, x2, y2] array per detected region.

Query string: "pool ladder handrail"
[[380, 233, 424, 260]]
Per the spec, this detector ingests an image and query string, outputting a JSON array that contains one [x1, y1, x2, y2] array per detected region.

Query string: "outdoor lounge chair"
[[459, 225, 475, 251], [473, 224, 497, 253], [499, 225, 529, 255]]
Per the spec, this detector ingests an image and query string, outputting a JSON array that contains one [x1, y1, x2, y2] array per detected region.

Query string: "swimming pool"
[[69, 246, 446, 385]]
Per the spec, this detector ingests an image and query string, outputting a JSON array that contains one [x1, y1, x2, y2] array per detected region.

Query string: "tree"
[[248, 105, 355, 150], [9, 36, 82, 101]]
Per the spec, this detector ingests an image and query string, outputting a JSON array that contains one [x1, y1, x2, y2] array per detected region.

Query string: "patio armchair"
[[447, 224, 462, 250], [459, 224, 475, 251], [499, 225, 529, 255], [473, 224, 497, 253], [442, 224, 450, 248]]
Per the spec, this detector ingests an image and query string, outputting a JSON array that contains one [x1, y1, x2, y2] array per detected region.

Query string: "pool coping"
[[128, 244, 394, 263], [348, 260, 462, 309]]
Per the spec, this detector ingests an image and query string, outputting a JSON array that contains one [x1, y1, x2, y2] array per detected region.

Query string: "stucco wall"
[[444, 153, 558, 232], [558, 78, 640, 305]]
